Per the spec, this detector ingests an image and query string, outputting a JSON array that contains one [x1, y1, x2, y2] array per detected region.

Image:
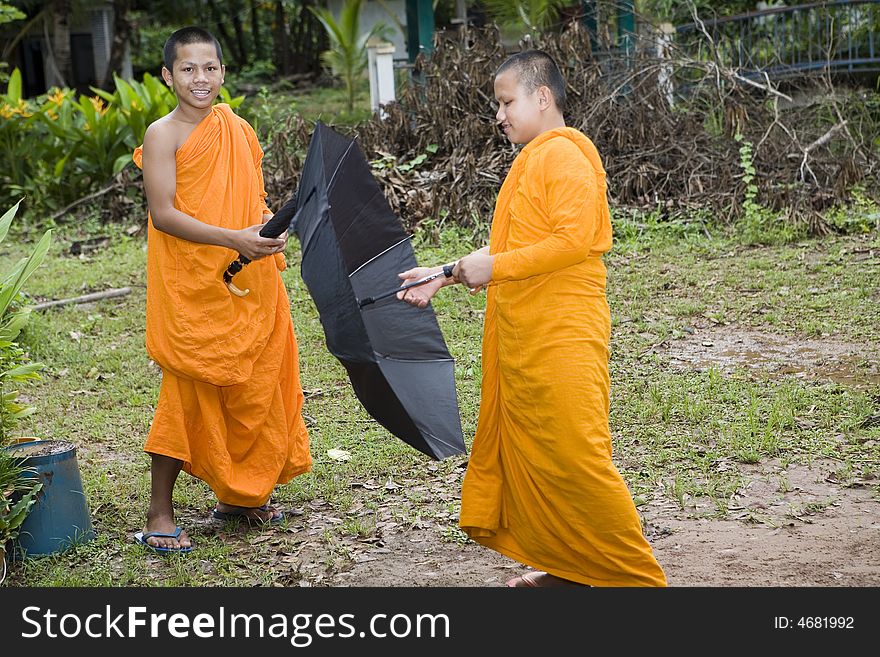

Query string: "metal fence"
[[674, 0, 880, 78]]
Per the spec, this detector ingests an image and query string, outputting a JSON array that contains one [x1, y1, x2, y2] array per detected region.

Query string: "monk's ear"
[[536, 86, 552, 111], [161, 67, 173, 87]]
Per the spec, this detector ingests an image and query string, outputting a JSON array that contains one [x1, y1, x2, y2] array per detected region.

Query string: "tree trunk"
[[206, 0, 241, 67], [49, 0, 71, 88], [290, 0, 324, 76], [101, 0, 132, 90], [231, 7, 249, 67], [273, 0, 290, 75], [250, 0, 264, 60]]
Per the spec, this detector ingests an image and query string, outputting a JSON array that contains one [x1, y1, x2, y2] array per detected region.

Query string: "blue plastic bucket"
[[3, 440, 94, 558]]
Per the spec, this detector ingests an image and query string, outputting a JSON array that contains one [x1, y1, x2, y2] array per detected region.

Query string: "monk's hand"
[[397, 266, 445, 309], [235, 224, 287, 261], [454, 252, 493, 289]]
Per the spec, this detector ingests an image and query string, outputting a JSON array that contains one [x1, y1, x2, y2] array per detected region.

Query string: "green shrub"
[[0, 68, 245, 214], [0, 199, 51, 444]]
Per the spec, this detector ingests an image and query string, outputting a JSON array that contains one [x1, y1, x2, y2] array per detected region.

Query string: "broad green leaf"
[[116, 77, 134, 109], [0, 198, 22, 244], [6, 67, 21, 102], [3, 363, 44, 379], [0, 310, 30, 342], [54, 150, 74, 178], [89, 87, 116, 103], [77, 94, 96, 123], [112, 153, 133, 175], [0, 229, 52, 317]]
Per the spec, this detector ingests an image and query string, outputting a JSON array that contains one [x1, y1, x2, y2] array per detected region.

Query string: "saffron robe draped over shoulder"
[[133, 103, 311, 506], [459, 127, 666, 586]]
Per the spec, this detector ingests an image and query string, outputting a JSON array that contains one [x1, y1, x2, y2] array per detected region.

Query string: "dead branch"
[[49, 182, 124, 222], [259, 22, 879, 236], [33, 287, 132, 311]]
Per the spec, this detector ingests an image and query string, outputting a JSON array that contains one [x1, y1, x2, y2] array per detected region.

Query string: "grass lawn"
[[0, 208, 877, 585]]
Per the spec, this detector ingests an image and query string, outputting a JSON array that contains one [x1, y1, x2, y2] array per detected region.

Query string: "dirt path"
[[324, 325, 880, 587], [323, 458, 880, 587]]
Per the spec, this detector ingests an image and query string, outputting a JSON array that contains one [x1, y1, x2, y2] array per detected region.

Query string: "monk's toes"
[[137, 523, 192, 551]]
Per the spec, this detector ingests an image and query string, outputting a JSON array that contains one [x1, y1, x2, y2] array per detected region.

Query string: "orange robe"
[[459, 127, 666, 586], [133, 103, 311, 507]]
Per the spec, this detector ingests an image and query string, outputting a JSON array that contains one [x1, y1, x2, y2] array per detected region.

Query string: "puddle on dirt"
[[661, 326, 880, 387]]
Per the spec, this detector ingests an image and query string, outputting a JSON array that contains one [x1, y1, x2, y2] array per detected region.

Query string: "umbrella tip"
[[225, 281, 250, 297]]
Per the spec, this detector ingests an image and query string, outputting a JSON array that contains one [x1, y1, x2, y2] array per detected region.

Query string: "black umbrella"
[[291, 122, 465, 460]]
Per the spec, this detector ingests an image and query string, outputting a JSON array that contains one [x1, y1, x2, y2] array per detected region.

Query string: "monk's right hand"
[[397, 266, 445, 309], [232, 224, 287, 261]]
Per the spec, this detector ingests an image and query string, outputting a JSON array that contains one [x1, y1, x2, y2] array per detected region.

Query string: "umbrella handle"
[[225, 280, 250, 297], [223, 255, 252, 297], [358, 264, 456, 307]]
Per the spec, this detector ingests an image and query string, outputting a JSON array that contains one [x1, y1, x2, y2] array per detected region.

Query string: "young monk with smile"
[[398, 50, 667, 586], [132, 27, 311, 552]]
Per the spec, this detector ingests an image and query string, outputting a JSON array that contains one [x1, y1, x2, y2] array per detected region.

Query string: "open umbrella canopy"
[[291, 122, 466, 460]]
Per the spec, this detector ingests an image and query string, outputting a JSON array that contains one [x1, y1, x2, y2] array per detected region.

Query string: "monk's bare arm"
[[141, 121, 285, 261]]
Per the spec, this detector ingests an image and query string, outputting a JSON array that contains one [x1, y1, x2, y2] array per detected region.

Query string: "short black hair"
[[496, 50, 566, 112], [163, 26, 223, 72]]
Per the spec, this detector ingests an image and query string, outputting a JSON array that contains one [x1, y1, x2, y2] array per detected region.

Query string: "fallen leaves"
[[326, 448, 351, 462]]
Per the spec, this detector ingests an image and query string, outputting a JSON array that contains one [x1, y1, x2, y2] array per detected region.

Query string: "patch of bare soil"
[[645, 460, 880, 586], [322, 326, 879, 587], [322, 459, 879, 587], [660, 324, 880, 388]]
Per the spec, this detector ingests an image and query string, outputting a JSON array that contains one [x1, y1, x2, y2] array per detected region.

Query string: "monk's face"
[[493, 69, 548, 145], [162, 41, 225, 112]]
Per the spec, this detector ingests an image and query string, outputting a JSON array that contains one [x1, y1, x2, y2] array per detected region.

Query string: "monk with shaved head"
[[398, 50, 666, 586], [132, 26, 311, 553]]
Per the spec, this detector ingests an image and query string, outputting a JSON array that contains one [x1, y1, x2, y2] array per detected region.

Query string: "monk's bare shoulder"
[[143, 113, 198, 156], [142, 115, 180, 164]]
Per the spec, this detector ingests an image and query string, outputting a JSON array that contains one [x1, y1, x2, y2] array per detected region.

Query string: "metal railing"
[[674, 0, 880, 78]]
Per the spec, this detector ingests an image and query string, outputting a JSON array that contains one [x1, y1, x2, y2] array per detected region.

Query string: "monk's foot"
[[140, 513, 192, 551], [506, 571, 589, 588], [213, 502, 283, 524]]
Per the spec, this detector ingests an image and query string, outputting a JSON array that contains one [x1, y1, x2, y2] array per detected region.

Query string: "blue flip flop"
[[211, 503, 284, 524], [134, 526, 193, 553]]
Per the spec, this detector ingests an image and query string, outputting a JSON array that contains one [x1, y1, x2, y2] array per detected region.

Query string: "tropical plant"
[[0, 68, 40, 202], [311, 0, 392, 111], [0, 2, 24, 25], [0, 1, 25, 87], [0, 448, 41, 584], [636, 0, 758, 25], [0, 199, 52, 444], [0, 197, 50, 584], [0, 66, 245, 211], [480, 0, 570, 33]]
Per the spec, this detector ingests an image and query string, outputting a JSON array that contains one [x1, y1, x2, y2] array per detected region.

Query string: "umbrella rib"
[[374, 355, 454, 363], [348, 236, 412, 277], [327, 140, 357, 190]]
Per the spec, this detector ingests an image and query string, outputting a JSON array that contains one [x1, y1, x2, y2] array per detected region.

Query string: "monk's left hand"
[[454, 252, 493, 288], [235, 224, 287, 261]]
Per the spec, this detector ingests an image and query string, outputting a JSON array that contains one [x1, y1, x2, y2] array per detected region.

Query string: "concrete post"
[[368, 40, 397, 118], [658, 23, 675, 107]]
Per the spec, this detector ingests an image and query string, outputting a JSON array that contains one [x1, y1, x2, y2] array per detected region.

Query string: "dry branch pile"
[[262, 23, 880, 235]]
